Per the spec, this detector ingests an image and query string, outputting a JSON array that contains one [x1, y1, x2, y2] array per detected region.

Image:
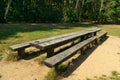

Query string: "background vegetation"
[[0, 0, 120, 23]]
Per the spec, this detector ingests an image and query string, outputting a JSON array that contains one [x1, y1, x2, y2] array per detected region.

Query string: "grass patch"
[[45, 68, 57, 80], [0, 54, 3, 61], [6, 53, 18, 61], [55, 63, 68, 75], [45, 63, 68, 80], [100, 25, 120, 37], [0, 23, 87, 58], [86, 71, 120, 80], [96, 38, 100, 44], [34, 55, 46, 65]]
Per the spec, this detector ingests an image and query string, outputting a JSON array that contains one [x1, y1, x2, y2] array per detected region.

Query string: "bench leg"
[[81, 47, 84, 55], [17, 48, 25, 58], [87, 33, 93, 38], [81, 35, 86, 41], [81, 36, 84, 41], [46, 48, 54, 58], [88, 43, 92, 49], [94, 32, 97, 36]]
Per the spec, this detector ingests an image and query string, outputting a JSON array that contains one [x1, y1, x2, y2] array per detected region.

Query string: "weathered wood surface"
[[10, 27, 101, 51], [97, 32, 107, 38], [31, 28, 101, 50], [44, 32, 107, 67]]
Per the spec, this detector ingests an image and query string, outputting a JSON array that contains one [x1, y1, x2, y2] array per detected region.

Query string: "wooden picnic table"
[[30, 27, 101, 57]]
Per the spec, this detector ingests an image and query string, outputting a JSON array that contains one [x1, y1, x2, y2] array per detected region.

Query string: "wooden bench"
[[44, 32, 107, 67], [30, 28, 101, 57], [9, 27, 101, 57]]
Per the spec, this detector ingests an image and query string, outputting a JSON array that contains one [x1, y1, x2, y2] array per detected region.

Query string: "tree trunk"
[[4, 0, 12, 20], [75, 0, 79, 9], [98, 0, 104, 23], [79, 0, 85, 21]]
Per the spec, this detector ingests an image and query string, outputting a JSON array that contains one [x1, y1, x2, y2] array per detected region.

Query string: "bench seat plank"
[[44, 32, 107, 67]]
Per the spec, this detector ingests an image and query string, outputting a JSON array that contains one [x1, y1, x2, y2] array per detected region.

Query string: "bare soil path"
[[0, 58, 50, 80]]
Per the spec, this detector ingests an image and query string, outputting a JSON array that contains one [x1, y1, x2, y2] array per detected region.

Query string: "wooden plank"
[[9, 27, 101, 51], [97, 32, 107, 38], [44, 32, 107, 67], [9, 42, 30, 50], [30, 28, 101, 50]]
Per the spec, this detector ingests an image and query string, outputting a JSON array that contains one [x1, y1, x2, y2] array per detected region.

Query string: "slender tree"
[[4, 0, 12, 20]]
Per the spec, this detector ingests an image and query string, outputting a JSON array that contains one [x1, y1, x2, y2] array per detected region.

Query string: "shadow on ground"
[[23, 50, 46, 60], [0, 23, 97, 40], [63, 36, 109, 77]]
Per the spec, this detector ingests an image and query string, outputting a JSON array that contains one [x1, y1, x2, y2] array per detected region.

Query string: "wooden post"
[[46, 48, 54, 58], [94, 32, 97, 36], [81, 35, 86, 41], [95, 39, 98, 45], [81, 47, 84, 55], [81, 36, 84, 41], [17, 48, 25, 58]]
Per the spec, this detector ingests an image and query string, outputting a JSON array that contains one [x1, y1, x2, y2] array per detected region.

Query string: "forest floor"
[[0, 35, 120, 80]]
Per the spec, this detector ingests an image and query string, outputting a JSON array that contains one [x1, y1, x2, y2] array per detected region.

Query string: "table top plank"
[[31, 28, 101, 50]]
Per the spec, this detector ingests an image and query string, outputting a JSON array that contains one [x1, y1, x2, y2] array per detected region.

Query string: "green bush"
[[45, 68, 57, 80], [55, 63, 68, 74], [45, 63, 68, 80]]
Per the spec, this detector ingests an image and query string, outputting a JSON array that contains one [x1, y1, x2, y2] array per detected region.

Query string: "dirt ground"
[[0, 36, 120, 80], [62, 36, 120, 80]]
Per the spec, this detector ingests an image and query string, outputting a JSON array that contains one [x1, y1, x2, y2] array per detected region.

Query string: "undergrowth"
[[45, 63, 68, 80], [6, 53, 18, 61]]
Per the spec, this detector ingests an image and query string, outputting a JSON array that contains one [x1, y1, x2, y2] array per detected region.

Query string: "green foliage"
[[96, 38, 100, 44], [0, 0, 120, 23], [45, 68, 57, 80], [55, 63, 68, 74], [0, 0, 6, 23], [45, 63, 68, 80], [5, 0, 63, 23], [6, 53, 18, 61]]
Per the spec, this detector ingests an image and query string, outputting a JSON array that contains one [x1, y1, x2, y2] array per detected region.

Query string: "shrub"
[[45, 68, 57, 80], [45, 63, 68, 80], [55, 63, 68, 74]]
